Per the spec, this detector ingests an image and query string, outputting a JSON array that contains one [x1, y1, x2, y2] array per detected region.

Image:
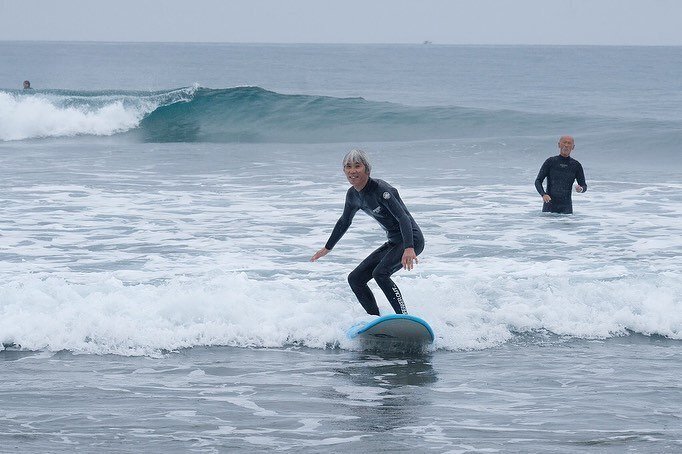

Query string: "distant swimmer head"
[[343, 148, 371, 175], [23, 80, 31, 89]]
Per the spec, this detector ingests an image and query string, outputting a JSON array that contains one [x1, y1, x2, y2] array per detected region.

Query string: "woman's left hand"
[[401, 247, 418, 270]]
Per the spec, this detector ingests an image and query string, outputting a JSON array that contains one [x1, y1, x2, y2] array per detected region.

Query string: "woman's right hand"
[[310, 247, 330, 262]]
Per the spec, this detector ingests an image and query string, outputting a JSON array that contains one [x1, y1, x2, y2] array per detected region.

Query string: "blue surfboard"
[[347, 314, 434, 346]]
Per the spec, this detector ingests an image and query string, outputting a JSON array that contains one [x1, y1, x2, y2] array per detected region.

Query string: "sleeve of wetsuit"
[[534, 159, 551, 196], [382, 190, 415, 249], [576, 162, 587, 193], [324, 190, 358, 250]]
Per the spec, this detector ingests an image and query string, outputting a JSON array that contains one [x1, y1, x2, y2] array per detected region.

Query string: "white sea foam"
[[0, 268, 679, 356], [0, 86, 197, 141], [0, 92, 146, 140]]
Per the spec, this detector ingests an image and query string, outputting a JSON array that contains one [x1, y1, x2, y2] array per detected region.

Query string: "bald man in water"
[[534, 135, 587, 214]]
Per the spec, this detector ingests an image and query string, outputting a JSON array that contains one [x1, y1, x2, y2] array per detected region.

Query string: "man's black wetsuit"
[[325, 177, 424, 316], [535, 155, 587, 214]]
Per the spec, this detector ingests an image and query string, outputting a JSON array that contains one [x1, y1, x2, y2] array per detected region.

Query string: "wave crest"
[[0, 87, 196, 141], [1, 86, 673, 143]]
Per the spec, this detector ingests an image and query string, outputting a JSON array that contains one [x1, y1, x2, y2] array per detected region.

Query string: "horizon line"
[[1, 39, 681, 48]]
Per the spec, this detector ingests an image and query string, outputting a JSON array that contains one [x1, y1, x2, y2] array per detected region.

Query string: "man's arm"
[[534, 159, 550, 196], [575, 162, 587, 193]]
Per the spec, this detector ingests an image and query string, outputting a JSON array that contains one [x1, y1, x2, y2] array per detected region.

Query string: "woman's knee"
[[371, 267, 392, 283], [348, 269, 366, 287]]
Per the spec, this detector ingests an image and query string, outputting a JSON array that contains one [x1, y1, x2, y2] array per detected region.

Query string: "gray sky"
[[1, 0, 681, 45]]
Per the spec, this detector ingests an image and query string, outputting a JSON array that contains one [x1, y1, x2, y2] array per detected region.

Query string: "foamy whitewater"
[[1, 42, 680, 452]]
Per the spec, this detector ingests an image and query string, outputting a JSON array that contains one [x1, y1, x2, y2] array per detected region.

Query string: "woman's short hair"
[[342, 149, 371, 174]]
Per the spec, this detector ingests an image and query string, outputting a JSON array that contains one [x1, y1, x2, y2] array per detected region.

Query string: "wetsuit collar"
[[359, 177, 376, 194]]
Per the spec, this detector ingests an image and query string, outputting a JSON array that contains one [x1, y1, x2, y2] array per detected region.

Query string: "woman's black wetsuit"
[[325, 177, 424, 315]]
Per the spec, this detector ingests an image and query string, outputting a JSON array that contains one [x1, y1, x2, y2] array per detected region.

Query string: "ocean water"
[[0, 42, 681, 452]]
